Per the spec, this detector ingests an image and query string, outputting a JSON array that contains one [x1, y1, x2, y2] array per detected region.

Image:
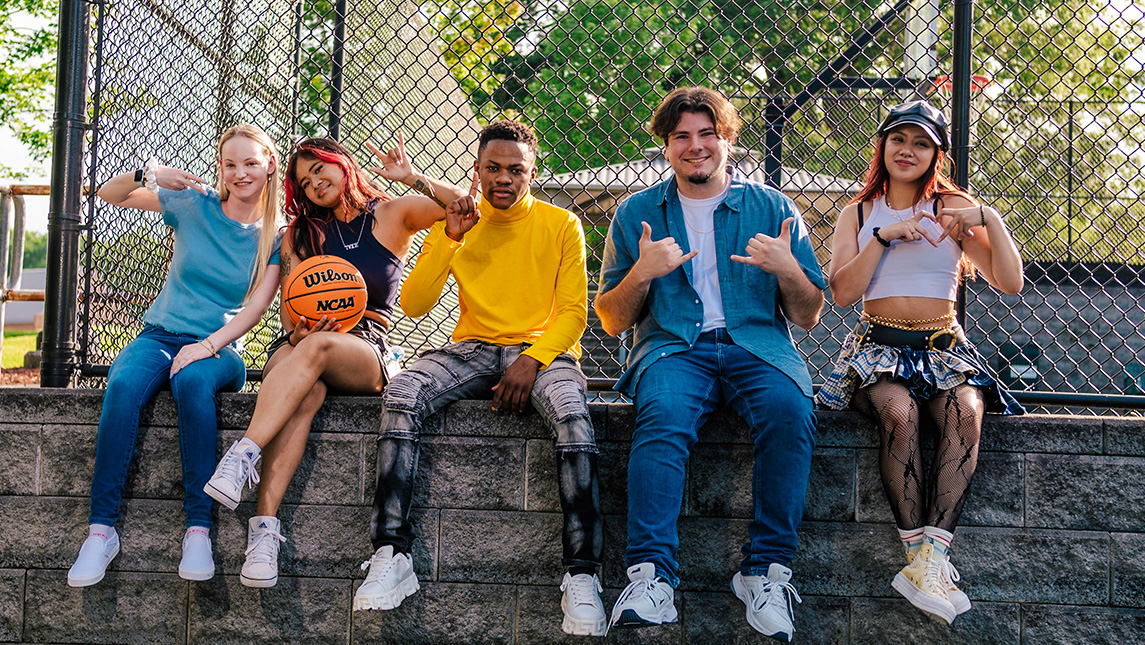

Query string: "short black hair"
[[478, 120, 540, 156]]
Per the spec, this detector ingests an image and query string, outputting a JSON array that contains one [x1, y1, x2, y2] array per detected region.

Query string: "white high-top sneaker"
[[240, 516, 285, 588], [204, 439, 261, 510]]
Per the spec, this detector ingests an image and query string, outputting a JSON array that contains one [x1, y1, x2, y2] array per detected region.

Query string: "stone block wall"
[[1, 388, 1144, 643]]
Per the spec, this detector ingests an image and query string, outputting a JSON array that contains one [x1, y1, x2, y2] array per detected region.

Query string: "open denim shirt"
[[599, 170, 828, 398]]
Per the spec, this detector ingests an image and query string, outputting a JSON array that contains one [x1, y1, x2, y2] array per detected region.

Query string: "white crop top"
[[857, 197, 961, 302]]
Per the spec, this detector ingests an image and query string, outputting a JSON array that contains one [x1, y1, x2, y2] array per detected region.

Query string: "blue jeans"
[[626, 329, 816, 587], [88, 324, 246, 528]]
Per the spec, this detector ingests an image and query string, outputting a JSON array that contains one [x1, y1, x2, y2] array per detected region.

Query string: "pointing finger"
[[918, 225, 939, 247], [730, 254, 751, 264], [469, 169, 481, 201]]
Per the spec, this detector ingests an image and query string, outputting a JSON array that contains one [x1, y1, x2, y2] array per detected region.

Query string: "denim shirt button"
[[695, 322, 701, 327], [694, 299, 699, 304]]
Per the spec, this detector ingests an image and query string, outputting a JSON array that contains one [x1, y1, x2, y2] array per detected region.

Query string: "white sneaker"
[[936, 554, 972, 615], [67, 524, 120, 587], [731, 564, 802, 642], [204, 439, 261, 510], [353, 545, 420, 611], [178, 526, 214, 581], [560, 572, 606, 636], [240, 516, 285, 588], [608, 563, 677, 629]]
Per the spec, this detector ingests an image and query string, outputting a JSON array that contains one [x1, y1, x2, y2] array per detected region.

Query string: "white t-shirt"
[[679, 183, 730, 331]]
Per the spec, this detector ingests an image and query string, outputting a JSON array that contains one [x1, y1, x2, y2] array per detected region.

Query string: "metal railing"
[[0, 185, 48, 365]]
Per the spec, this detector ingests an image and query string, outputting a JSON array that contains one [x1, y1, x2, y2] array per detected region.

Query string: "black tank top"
[[317, 202, 403, 320]]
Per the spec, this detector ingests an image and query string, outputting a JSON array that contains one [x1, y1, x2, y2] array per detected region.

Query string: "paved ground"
[[0, 367, 38, 386]]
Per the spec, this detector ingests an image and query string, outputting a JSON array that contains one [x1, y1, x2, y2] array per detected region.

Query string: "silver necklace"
[[335, 213, 366, 250]]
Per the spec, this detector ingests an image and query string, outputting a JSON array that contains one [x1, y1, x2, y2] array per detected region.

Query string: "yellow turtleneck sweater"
[[400, 193, 588, 367]]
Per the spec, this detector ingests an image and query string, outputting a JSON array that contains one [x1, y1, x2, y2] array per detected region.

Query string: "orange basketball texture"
[[283, 255, 368, 331]]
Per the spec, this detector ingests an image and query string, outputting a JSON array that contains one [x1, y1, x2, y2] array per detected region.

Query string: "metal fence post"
[[951, 0, 973, 328], [41, 0, 90, 387], [0, 188, 10, 364]]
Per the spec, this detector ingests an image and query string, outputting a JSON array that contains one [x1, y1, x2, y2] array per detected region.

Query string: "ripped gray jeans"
[[371, 340, 603, 570]]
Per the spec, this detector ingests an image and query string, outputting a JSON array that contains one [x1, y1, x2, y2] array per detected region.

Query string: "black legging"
[[854, 377, 985, 531]]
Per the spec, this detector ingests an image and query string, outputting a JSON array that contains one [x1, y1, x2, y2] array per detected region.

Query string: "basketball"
[[282, 255, 368, 331]]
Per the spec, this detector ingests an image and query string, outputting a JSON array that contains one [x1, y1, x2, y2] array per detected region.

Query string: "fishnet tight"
[[854, 377, 985, 532]]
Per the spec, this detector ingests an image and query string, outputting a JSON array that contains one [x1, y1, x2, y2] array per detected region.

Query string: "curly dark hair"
[[477, 120, 539, 157]]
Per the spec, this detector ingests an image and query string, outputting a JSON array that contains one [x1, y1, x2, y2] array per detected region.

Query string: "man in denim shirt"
[[596, 87, 826, 642]]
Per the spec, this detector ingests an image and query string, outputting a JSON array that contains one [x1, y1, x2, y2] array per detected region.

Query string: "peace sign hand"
[[444, 170, 481, 242], [365, 132, 414, 184], [633, 221, 697, 281], [880, 209, 939, 247], [731, 217, 799, 274], [153, 166, 208, 195]]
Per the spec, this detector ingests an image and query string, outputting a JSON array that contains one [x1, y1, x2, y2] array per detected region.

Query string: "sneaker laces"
[[561, 574, 603, 607], [360, 550, 400, 584], [245, 526, 285, 564], [219, 445, 260, 489], [921, 553, 949, 596], [937, 556, 961, 586], [615, 576, 659, 608], [752, 578, 803, 614]]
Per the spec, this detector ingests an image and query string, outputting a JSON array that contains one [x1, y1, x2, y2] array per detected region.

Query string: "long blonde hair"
[[216, 124, 283, 302]]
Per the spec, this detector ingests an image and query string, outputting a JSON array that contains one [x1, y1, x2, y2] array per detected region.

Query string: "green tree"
[[0, 0, 58, 171], [20, 229, 46, 268]]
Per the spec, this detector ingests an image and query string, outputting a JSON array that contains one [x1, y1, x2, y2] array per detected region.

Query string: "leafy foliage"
[[0, 0, 58, 160]]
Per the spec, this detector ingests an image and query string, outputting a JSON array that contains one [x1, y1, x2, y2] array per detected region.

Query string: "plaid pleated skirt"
[[816, 321, 1025, 415]]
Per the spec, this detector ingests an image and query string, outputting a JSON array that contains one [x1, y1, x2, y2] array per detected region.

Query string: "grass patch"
[[2, 330, 38, 369]]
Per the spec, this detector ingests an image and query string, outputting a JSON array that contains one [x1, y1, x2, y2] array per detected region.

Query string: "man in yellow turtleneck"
[[354, 121, 606, 637]]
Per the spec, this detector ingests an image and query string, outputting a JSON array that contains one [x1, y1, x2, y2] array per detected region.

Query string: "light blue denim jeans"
[[626, 328, 816, 587], [87, 324, 246, 528]]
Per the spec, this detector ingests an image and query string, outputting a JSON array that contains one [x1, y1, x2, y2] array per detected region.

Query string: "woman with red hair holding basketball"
[[204, 135, 467, 587], [68, 124, 284, 587]]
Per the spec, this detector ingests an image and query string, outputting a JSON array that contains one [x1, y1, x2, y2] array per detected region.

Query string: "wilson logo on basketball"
[[283, 255, 368, 332], [302, 269, 362, 289]]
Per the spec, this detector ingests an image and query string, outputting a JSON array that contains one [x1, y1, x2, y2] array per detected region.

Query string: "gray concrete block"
[[350, 581, 516, 644], [524, 437, 624, 515], [307, 395, 385, 434], [851, 598, 1020, 644], [116, 499, 188, 573], [675, 517, 750, 592], [806, 448, 855, 522], [515, 583, 595, 644], [793, 522, 903, 597], [439, 510, 564, 585], [602, 514, 629, 590], [856, 450, 1024, 527], [214, 503, 375, 579], [1113, 533, 1145, 608], [188, 575, 350, 644], [257, 431, 365, 507], [954, 527, 1109, 603], [0, 569, 23, 642], [414, 437, 525, 510], [980, 415, 1101, 454], [688, 443, 753, 519], [588, 402, 619, 441], [958, 451, 1025, 527], [815, 410, 880, 448], [1104, 417, 1145, 456], [0, 496, 88, 570], [1027, 454, 1145, 531], [1022, 604, 1145, 645], [445, 400, 553, 439], [684, 592, 849, 645], [0, 388, 103, 425], [23, 570, 187, 644], [855, 450, 895, 524], [0, 424, 38, 495], [41, 424, 185, 500], [606, 403, 637, 443], [598, 442, 630, 516]]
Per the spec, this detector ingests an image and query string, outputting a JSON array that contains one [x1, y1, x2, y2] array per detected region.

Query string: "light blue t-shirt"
[[143, 187, 281, 341]]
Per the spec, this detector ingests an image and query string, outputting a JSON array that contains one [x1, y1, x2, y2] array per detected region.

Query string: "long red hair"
[[284, 138, 392, 259]]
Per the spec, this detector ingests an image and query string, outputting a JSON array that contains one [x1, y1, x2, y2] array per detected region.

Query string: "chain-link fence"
[[71, 0, 1145, 408]]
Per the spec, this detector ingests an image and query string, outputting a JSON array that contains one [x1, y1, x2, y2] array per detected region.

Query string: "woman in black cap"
[[818, 100, 1024, 624]]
